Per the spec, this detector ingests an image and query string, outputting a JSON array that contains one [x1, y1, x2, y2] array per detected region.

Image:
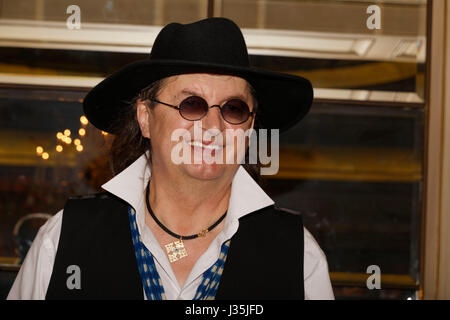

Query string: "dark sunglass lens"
[[179, 96, 208, 121], [222, 99, 251, 124]]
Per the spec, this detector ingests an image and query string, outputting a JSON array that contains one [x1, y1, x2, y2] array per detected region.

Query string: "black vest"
[[45, 192, 304, 300]]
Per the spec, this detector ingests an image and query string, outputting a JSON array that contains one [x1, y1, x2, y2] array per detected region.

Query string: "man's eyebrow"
[[172, 89, 201, 102], [179, 89, 201, 97]]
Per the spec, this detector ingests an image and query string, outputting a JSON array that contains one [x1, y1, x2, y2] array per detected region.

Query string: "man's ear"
[[136, 100, 151, 139]]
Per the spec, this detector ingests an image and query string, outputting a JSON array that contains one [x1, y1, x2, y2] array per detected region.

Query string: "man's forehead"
[[160, 73, 251, 97], [165, 73, 247, 86]]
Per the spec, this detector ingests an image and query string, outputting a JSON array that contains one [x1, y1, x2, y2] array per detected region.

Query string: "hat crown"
[[150, 18, 250, 67], [84, 17, 312, 134]]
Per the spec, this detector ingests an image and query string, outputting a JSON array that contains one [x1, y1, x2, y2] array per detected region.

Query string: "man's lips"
[[187, 140, 223, 150]]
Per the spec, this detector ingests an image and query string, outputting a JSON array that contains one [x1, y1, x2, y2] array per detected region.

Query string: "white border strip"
[[0, 73, 102, 88], [0, 19, 426, 62]]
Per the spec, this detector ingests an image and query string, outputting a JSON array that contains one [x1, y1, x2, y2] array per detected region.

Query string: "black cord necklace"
[[145, 181, 227, 240]]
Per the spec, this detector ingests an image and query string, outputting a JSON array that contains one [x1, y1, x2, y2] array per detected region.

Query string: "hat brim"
[[83, 59, 313, 133]]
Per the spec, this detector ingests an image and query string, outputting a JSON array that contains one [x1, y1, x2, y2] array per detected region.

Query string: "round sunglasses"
[[151, 95, 254, 125]]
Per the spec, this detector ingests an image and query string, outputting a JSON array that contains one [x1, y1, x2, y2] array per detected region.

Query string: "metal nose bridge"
[[206, 104, 223, 117], [208, 104, 222, 110], [199, 104, 227, 125]]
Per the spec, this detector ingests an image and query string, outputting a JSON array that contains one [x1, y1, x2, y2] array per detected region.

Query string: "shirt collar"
[[101, 152, 274, 219]]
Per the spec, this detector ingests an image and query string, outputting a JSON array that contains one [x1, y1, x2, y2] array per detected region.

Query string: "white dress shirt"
[[7, 153, 334, 300]]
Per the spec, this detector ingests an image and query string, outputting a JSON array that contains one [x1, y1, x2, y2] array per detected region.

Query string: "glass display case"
[[265, 99, 423, 296], [0, 0, 428, 300], [0, 85, 111, 262]]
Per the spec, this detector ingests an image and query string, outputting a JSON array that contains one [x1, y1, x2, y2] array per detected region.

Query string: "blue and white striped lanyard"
[[128, 206, 230, 300]]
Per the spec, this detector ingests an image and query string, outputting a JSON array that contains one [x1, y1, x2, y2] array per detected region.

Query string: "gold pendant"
[[165, 239, 188, 263]]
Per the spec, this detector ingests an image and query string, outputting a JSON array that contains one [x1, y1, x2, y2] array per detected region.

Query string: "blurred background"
[[0, 0, 449, 300]]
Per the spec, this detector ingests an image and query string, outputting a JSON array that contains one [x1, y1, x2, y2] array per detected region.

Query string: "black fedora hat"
[[83, 17, 313, 133]]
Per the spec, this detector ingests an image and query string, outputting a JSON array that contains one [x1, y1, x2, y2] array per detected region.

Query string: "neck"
[[147, 166, 235, 236]]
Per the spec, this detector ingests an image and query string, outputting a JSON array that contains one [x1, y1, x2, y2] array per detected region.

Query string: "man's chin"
[[182, 162, 232, 181]]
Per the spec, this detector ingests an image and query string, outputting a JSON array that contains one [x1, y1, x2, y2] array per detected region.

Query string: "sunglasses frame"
[[150, 96, 255, 125]]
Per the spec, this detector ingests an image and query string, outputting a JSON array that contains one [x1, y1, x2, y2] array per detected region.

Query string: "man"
[[8, 17, 334, 300]]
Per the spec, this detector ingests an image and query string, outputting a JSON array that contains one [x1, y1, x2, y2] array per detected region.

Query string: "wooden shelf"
[[331, 272, 418, 289], [267, 146, 422, 182], [0, 130, 78, 167], [0, 131, 423, 184]]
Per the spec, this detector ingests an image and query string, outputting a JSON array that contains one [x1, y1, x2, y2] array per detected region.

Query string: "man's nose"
[[201, 105, 225, 131]]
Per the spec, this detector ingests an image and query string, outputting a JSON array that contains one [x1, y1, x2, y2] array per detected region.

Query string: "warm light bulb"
[[56, 145, 63, 152], [76, 144, 84, 152], [101, 131, 108, 136], [36, 146, 44, 155], [74, 139, 81, 146], [80, 116, 88, 125], [64, 129, 71, 136], [65, 137, 72, 144], [79, 128, 86, 136], [56, 132, 63, 139], [42, 152, 49, 160]]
